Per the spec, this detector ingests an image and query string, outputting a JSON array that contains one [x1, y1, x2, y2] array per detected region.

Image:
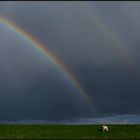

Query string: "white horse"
[[102, 125, 109, 132]]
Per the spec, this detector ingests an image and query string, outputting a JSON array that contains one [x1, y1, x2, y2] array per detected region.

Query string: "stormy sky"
[[0, 1, 140, 123]]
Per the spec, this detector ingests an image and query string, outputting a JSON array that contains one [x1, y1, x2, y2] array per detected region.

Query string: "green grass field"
[[0, 124, 139, 139]]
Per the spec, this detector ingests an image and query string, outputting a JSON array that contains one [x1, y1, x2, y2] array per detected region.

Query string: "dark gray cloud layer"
[[0, 2, 140, 121]]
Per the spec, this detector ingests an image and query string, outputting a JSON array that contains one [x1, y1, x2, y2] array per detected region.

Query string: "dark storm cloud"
[[75, 64, 140, 114], [0, 1, 140, 121]]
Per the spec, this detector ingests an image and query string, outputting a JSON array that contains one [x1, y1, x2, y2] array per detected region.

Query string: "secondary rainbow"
[[85, 5, 139, 75], [0, 16, 97, 114]]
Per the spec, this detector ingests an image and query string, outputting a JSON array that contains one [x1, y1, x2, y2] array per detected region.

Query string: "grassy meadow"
[[0, 124, 139, 139]]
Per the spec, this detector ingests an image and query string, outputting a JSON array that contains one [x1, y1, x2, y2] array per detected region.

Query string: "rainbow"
[[0, 16, 97, 114], [85, 5, 139, 75]]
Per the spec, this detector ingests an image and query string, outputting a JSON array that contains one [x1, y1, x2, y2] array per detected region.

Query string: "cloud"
[[0, 2, 139, 121], [0, 114, 140, 124]]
